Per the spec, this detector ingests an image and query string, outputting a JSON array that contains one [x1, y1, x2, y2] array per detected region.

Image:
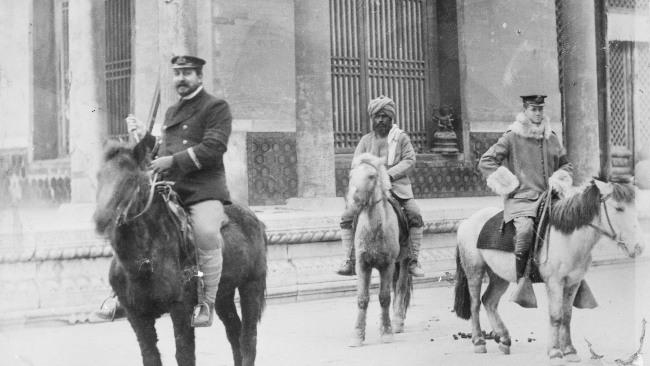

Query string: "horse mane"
[[351, 153, 392, 195], [549, 177, 635, 234], [94, 140, 154, 236], [103, 140, 130, 162]]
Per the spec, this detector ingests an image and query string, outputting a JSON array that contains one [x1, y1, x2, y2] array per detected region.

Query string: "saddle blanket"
[[387, 195, 409, 247], [476, 210, 544, 283]]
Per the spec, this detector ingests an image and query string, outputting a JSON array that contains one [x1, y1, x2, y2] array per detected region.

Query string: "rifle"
[[129, 78, 161, 143]]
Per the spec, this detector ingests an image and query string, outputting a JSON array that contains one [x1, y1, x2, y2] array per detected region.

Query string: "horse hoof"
[[349, 337, 364, 347], [473, 344, 487, 354], [380, 333, 394, 343], [563, 353, 580, 363], [498, 343, 510, 355], [392, 321, 404, 333], [549, 348, 565, 366]]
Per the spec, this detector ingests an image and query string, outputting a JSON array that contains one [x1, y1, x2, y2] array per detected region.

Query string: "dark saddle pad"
[[387, 195, 410, 247], [476, 191, 553, 283]]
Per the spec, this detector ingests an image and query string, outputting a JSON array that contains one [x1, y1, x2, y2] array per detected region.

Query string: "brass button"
[[182, 125, 188, 130], [182, 140, 188, 145]]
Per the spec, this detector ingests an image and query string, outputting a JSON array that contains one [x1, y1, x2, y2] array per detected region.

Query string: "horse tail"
[[393, 258, 413, 311], [453, 246, 472, 320]]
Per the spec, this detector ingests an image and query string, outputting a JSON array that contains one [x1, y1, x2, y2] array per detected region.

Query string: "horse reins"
[[587, 193, 631, 255], [116, 172, 163, 225]]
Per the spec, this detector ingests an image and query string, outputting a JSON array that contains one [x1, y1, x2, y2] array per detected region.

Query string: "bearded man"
[[336, 95, 425, 277]]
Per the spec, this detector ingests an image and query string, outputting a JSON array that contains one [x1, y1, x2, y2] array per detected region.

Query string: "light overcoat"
[[353, 129, 416, 199], [478, 113, 573, 222]]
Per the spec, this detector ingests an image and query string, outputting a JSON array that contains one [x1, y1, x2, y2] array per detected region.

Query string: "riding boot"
[[407, 227, 424, 277], [510, 254, 537, 308], [336, 228, 356, 276], [573, 279, 598, 309], [192, 248, 223, 327]]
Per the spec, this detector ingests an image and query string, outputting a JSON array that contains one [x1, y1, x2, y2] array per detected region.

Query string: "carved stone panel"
[[247, 132, 299, 205]]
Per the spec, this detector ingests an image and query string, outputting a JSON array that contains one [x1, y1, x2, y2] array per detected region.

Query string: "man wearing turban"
[[336, 96, 425, 277]]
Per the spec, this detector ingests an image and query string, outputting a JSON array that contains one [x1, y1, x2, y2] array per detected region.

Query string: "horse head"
[[93, 140, 150, 236], [592, 177, 644, 258], [550, 175, 644, 258], [347, 153, 391, 209]]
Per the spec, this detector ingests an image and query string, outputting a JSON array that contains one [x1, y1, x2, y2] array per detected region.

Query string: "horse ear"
[[132, 140, 150, 167], [593, 179, 613, 197]]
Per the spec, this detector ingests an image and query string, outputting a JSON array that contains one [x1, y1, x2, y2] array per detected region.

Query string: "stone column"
[[294, 0, 336, 198], [153, 0, 198, 131], [68, 0, 107, 203], [556, 1, 601, 184]]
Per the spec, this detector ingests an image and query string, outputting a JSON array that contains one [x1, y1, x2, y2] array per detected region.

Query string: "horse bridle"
[[115, 172, 168, 226], [353, 161, 385, 208], [587, 193, 632, 255]]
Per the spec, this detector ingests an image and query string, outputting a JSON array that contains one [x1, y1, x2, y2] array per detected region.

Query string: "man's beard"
[[373, 122, 391, 138], [176, 83, 199, 97]]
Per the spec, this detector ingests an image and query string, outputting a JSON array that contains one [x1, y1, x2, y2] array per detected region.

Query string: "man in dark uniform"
[[335, 96, 425, 278], [96, 55, 231, 327]]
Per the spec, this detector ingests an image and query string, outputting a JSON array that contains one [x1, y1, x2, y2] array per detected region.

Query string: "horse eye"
[[615, 206, 624, 212]]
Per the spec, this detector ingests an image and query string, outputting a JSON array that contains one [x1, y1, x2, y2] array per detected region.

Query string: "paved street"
[[1, 261, 649, 366]]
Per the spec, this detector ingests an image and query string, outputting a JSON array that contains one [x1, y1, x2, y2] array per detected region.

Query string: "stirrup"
[[191, 302, 214, 327], [91, 296, 124, 322], [510, 278, 537, 308]]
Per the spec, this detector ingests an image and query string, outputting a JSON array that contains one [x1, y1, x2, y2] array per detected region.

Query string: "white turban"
[[367, 96, 396, 120]]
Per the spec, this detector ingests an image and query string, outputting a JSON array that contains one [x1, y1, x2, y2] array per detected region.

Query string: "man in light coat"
[[336, 96, 425, 277], [478, 95, 575, 307]]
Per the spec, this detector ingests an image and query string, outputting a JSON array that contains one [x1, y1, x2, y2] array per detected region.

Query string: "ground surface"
[[1, 261, 648, 366]]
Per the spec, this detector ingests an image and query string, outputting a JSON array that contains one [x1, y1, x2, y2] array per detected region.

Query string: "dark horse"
[[94, 141, 267, 366]]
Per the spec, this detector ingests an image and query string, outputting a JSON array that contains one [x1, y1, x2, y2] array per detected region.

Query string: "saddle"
[[156, 184, 199, 279], [476, 191, 554, 283], [387, 195, 410, 247]]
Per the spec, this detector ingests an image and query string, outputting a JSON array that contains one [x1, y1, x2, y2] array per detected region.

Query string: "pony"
[[453, 177, 644, 365], [346, 152, 413, 347], [93, 140, 267, 366]]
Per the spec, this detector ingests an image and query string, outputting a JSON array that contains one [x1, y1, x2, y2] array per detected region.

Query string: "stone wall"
[[211, 0, 296, 125], [0, 1, 32, 154], [210, 0, 297, 205], [457, 0, 562, 136]]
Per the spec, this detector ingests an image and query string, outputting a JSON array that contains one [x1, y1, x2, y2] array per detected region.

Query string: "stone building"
[[1, 0, 648, 207]]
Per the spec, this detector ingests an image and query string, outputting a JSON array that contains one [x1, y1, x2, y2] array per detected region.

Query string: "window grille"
[[330, 0, 432, 152], [105, 0, 132, 139]]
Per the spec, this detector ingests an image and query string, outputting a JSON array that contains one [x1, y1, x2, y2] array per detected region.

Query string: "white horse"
[[454, 177, 644, 365], [346, 153, 412, 347]]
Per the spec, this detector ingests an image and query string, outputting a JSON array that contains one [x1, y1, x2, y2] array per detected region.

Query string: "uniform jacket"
[[144, 88, 232, 206], [353, 126, 416, 199], [478, 113, 573, 222]]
